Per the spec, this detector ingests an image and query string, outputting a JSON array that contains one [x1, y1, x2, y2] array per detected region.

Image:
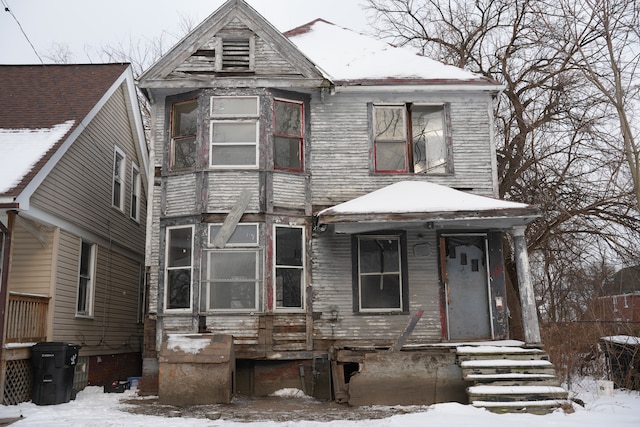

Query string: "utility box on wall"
[[158, 334, 235, 406]]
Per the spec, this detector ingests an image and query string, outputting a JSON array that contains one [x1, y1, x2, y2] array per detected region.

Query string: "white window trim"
[[357, 234, 403, 313], [130, 163, 141, 222], [112, 146, 126, 211], [165, 225, 194, 312], [208, 223, 259, 247], [273, 224, 306, 312], [210, 96, 260, 169], [205, 248, 261, 312], [76, 240, 96, 318]]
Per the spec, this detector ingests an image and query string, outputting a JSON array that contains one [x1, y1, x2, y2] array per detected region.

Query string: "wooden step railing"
[[5, 292, 49, 343]]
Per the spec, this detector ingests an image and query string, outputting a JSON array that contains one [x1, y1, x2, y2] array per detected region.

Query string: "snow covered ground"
[[0, 377, 638, 426]]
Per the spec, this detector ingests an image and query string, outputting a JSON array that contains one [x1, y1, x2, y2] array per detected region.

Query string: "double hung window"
[[373, 104, 450, 174], [353, 234, 407, 312], [207, 224, 260, 311], [112, 147, 125, 210], [165, 226, 193, 310], [210, 96, 259, 168], [170, 99, 198, 171], [77, 240, 96, 317], [273, 99, 304, 171], [274, 225, 305, 310]]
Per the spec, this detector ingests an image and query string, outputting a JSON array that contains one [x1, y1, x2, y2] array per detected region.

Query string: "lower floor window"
[[353, 233, 407, 312], [274, 225, 305, 310], [207, 250, 260, 311]]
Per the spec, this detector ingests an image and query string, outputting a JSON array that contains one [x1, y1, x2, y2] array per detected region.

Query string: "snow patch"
[[0, 120, 75, 193], [166, 334, 211, 354], [269, 388, 310, 399]]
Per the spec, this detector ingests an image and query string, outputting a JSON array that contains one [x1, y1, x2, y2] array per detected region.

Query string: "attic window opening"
[[221, 37, 253, 72]]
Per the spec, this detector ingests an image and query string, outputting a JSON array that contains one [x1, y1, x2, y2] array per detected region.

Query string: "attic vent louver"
[[221, 38, 252, 71]]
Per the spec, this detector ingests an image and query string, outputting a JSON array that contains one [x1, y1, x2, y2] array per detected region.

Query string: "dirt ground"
[[121, 394, 428, 422]]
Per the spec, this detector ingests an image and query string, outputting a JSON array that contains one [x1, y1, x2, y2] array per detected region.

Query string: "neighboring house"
[[0, 64, 148, 404], [589, 265, 640, 332], [138, 0, 562, 410]]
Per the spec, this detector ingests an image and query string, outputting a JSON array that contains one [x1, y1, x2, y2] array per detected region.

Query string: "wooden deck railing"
[[5, 292, 49, 343]]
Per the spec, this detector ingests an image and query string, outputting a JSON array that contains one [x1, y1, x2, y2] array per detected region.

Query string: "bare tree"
[[366, 0, 640, 338]]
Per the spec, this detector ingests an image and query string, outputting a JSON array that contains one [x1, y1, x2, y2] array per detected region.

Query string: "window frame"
[[170, 98, 198, 172], [165, 225, 194, 312], [112, 147, 126, 211], [372, 103, 451, 175], [352, 232, 409, 314], [273, 98, 304, 172], [130, 163, 141, 222], [206, 223, 261, 312], [210, 96, 260, 169], [273, 224, 306, 312], [76, 240, 96, 318]]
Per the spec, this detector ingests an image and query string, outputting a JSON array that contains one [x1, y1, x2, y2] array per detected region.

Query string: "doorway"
[[441, 234, 493, 340]]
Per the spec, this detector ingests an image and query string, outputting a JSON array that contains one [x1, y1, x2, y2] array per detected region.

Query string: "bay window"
[[210, 96, 259, 168], [273, 99, 304, 171], [274, 225, 305, 310], [170, 99, 198, 171], [165, 226, 193, 310]]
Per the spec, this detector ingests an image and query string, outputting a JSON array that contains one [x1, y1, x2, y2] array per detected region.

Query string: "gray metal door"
[[444, 236, 492, 340]]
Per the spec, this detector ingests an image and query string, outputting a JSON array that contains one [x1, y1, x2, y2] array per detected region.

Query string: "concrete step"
[[471, 399, 570, 414]]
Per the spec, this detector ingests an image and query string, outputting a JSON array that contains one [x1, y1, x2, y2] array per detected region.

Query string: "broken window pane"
[[171, 100, 198, 171], [411, 105, 447, 173], [357, 235, 402, 311], [274, 100, 303, 171]]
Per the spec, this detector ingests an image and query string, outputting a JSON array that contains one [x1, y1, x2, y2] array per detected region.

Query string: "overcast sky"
[[0, 0, 372, 65]]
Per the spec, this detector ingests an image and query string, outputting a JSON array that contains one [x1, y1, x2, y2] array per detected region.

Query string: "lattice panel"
[[3, 359, 32, 405]]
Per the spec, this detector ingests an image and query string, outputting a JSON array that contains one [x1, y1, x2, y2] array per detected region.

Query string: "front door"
[[442, 235, 493, 340]]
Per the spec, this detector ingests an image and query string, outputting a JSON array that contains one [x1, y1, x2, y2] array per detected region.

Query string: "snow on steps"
[[457, 345, 569, 414]]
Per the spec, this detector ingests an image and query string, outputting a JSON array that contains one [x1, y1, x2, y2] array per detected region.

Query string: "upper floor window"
[[77, 240, 96, 317], [373, 104, 450, 174], [352, 233, 408, 313], [165, 226, 193, 311], [274, 225, 305, 310], [130, 163, 141, 222], [210, 96, 259, 168], [273, 99, 304, 171], [206, 223, 260, 311], [170, 99, 198, 171], [112, 147, 126, 211]]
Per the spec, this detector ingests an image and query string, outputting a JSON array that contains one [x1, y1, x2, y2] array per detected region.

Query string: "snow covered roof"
[[285, 19, 498, 86], [0, 64, 130, 199], [317, 181, 539, 232]]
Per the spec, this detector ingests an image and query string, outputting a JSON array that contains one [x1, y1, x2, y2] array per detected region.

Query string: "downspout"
[[511, 226, 541, 344], [0, 212, 14, 347]]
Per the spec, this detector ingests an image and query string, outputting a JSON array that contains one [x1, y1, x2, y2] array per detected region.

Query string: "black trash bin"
[[31, 342, 80, 405]]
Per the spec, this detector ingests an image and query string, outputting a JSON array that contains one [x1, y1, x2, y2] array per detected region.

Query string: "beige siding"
[[7, 221, 55, 296], [31, 84, 147, 256], [52, 230, 143, 356]]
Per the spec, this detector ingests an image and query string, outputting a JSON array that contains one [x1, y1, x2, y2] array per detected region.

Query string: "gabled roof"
[[0, 63, 147, 204], [138, 0, 324, 88], [285, 19, 499, 87], [317, 181, 539, 233]]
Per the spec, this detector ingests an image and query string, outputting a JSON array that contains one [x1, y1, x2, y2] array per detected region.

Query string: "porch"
[[1, 292, 50, 405]]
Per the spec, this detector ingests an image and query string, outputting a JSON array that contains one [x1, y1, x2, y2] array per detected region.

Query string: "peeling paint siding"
[[272, 172, 306, 209], [147, 191, 162, 314], [207, 315, 260, 344], [311, 230, 442, 342], [161, 315, 199, 333], [207, 172, 261, 212], [254, 38, 299, 76], [165, 174, 198, 217], [309, 92, 497, 207]]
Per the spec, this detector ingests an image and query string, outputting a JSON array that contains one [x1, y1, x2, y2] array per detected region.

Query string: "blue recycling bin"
[[31, 342, 80, 405]]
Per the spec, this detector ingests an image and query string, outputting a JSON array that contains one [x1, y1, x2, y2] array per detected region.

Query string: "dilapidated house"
[[0, 64, 148, 404], [138, 0, 566, 411]]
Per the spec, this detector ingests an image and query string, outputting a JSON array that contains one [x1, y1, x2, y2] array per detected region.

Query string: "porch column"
[[511, 226, 541, 344]]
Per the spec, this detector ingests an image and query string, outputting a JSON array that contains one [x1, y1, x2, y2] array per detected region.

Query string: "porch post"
[[511, 226, 541, 344]]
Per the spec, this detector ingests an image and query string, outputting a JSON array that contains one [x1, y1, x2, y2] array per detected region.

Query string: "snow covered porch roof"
[[316, 181, 540, 234]]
